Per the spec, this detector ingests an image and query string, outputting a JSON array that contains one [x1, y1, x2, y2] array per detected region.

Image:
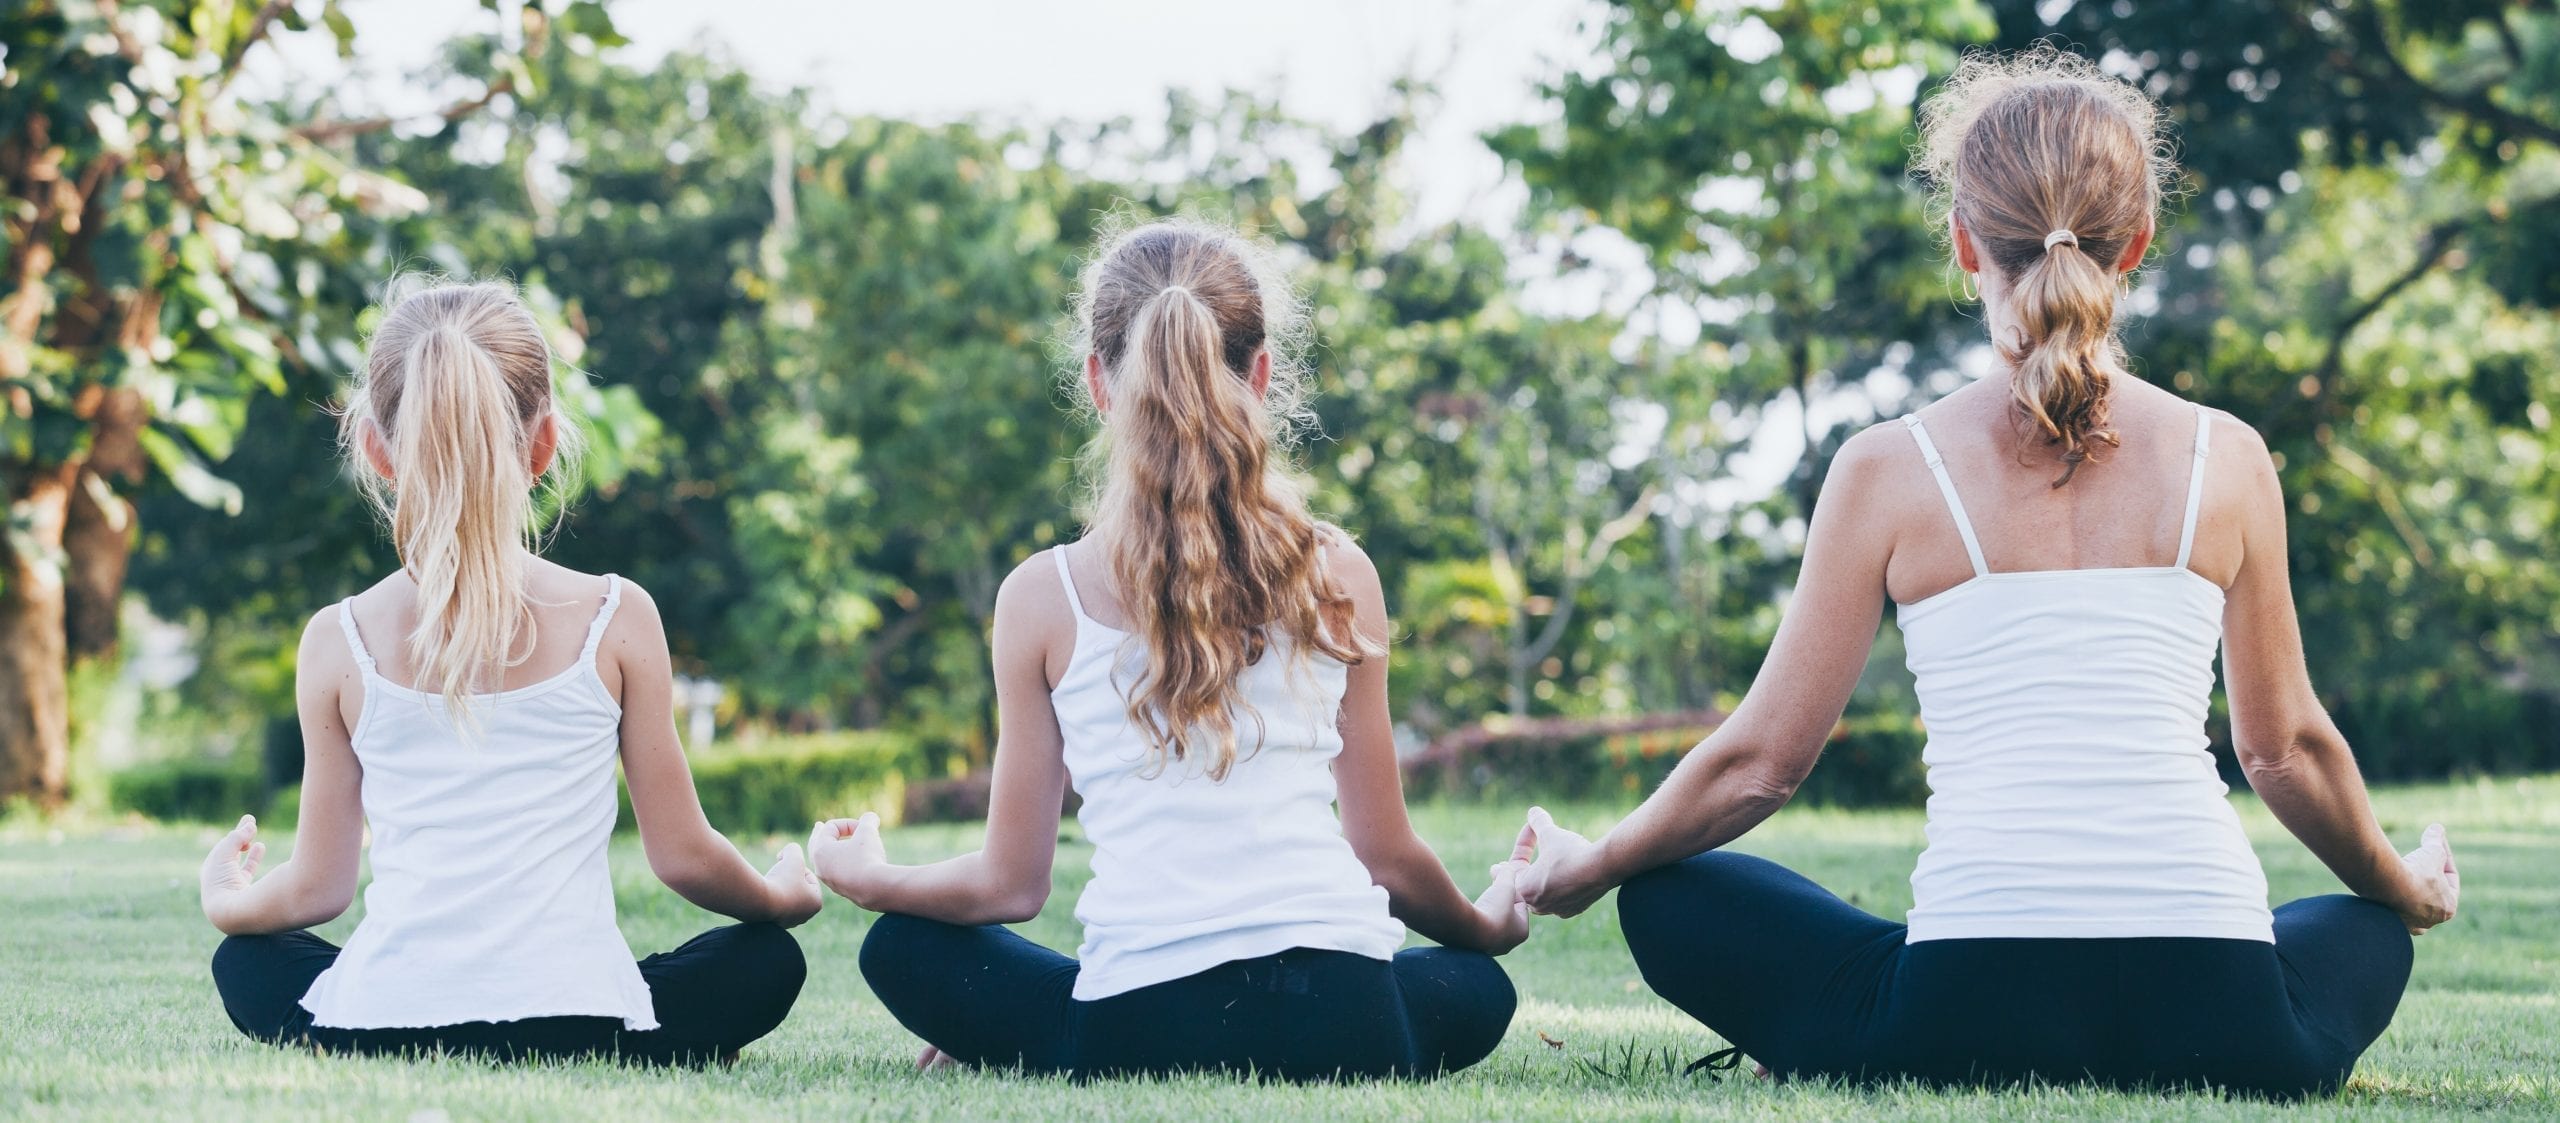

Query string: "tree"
[[2, 0, 618, 805]]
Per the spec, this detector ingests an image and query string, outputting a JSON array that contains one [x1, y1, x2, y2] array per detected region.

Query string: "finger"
[[1526, 806, 1555, 838], [225, 814, 258, 849], [1510, 822, 1537, 863], [244, 841, 266, 874], [775, 841, 805, 869]]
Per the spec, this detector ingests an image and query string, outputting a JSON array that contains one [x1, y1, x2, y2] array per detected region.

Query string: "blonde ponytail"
[[342, 279, 579, 723], [1069, 219, 1377, 780], [1917, 45, 2173, 486], [2001, 232, 2124, 484]]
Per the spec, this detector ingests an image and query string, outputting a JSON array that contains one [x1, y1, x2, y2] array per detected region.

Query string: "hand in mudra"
[[1514, 806, 1612, 919], [2394, 823, 2459, 935]]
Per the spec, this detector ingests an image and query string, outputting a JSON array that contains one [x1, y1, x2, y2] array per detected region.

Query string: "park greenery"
[[3, 0, 2556, 813]]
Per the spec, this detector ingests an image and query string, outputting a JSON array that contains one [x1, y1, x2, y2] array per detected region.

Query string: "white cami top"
[[1048, 548, 1405, 1000], [1895, 405, 2274, 943], [299, 576, 657, 1029]]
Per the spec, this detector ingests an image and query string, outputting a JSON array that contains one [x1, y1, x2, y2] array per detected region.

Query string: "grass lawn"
[[3, 775, 2553, 1120]]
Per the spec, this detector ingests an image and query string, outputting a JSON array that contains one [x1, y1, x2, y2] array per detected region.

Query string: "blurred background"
[[4, 0, 2554, 830]]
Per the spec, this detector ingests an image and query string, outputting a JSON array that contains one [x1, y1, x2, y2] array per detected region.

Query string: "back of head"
[[1067, 218, 1377, 780], [1918, 45, 2172, 485], [340, 277, 581, 719]]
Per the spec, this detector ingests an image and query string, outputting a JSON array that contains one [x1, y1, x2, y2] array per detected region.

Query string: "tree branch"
[[2340, 3, 2560, 149], [213, 0, 298, 93], [287, 77, 516, 144], [2308, 217, 2464, 412]]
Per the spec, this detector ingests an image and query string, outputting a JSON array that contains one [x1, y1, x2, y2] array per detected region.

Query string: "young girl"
[[199, 279, 821, 1065], [810, 219, 1527, 1081]]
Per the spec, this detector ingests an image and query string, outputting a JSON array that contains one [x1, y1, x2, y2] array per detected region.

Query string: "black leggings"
[[210, 923, 806, 1066], [859, 914, 1515, 1081], [1618, 852, 2414, 1099]]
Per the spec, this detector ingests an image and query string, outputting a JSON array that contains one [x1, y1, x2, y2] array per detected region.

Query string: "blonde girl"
[[810, 219, 1528, 1081], [199, 279, 820, 1065]]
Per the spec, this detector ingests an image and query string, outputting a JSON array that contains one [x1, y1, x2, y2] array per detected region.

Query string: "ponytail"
[[1998, 230, 2123, 486], [1916, 45, 2172, 486], [342, 279, 576, 724], [390, 323, 536, 712], [1071, 219, 1376, 781]]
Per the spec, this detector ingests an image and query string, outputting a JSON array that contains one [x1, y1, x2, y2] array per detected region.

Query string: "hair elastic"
[[2043, 229, 2078, 252]]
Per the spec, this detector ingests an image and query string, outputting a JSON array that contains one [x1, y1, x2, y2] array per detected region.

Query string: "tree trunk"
[[63, 390, 147, 660], [0, 463, 76, 807]]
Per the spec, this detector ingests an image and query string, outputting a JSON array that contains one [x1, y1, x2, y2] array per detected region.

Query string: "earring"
[[1959, 271, 1979, 302]]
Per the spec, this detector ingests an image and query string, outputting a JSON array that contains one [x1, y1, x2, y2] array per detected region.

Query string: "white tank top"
[[1049, 548, 1405, 1001], [1896, 406, 2274, 944], [299, 576, 657, 1030]]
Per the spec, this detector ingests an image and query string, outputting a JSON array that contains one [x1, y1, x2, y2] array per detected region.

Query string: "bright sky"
[[271, 0, 1599, 230]]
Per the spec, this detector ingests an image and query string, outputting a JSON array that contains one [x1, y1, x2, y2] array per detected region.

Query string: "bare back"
[[1882, 375, 2250, 606]]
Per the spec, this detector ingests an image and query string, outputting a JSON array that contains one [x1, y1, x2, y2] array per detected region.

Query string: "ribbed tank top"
[[1048, 548, 1405, 1001], [1896, 405, 2273, 943], [299, 576, 657, 1029]]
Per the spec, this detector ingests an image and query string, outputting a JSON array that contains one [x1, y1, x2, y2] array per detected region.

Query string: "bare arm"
[[1330, 544, 1530, 954], [2217, 420, 2456, 932], [810, 554, 1069, 926], [200, 610, 369, 935], [1517, 428, 1898, 917], [614, 583, 820, 926]]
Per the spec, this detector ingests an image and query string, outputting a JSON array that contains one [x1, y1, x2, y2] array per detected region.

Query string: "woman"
[[809, 218, 1526, 1082], [1514, 48, 2460, 1099]]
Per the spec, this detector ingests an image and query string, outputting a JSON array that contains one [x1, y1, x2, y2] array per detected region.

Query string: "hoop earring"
[[1959, 271, 1979, 303]]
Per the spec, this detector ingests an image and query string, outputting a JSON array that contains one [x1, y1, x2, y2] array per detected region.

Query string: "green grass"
[[4, 777, 2554, 1120]]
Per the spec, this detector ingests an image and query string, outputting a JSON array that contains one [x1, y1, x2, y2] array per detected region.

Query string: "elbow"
[[1736, 764, 1801, 815], [986, 882, 1049, 925], [2233, 715, 2337, 787]]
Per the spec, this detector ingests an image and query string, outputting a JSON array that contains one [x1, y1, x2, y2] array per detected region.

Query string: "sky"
[[265, 0, 1599, 231]]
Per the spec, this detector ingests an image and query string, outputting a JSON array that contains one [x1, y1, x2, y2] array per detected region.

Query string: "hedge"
[[621, 730, 926, 834], [108, 757, 273, 823], [1403, 712, 1931, 809]]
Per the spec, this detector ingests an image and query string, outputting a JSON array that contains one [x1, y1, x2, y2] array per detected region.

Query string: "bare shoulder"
[[1317, 527, 1384, 603], [994, 546, 1079, 635], [297, 602, 357, 678], [1817, 418, 1925, 514], [604, 574, 667, 638]]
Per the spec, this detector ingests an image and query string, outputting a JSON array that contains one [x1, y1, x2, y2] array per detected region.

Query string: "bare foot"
[[917, 1045, 961, 1071], [1753, 1062, 1771, 1080]]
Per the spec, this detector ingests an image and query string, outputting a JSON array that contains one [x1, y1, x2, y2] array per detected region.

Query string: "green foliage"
[[106, 756, 267, 824], [633, 732, 927, 835], [1408, 714, 1927, 809], [103, 0, 2560, 795]]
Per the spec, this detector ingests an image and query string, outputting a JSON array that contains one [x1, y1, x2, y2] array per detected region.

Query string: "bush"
[[1795, 714, 1929, 807], [108, 758, 272, 823], [1404, 711, 1932, 809], [624, 731, 925, 834]]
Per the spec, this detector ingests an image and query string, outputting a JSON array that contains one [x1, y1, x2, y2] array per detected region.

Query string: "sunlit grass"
[[3, 776, 2552, 1119]]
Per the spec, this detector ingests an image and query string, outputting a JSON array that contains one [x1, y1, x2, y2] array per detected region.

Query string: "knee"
[[858, 913, 952, 995], [731, 922, 807, 1004], [1618, 852, 1772, 943], [2283, 895, 2414, 967]]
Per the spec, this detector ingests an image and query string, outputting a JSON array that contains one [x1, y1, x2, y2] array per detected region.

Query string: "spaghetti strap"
[[1052, 547, 1091, 623], [336, 598, 378, 674], [2174, 403, 2214, 570], [1903, 416, 1991, 578], [577, 575, 624, 660]]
